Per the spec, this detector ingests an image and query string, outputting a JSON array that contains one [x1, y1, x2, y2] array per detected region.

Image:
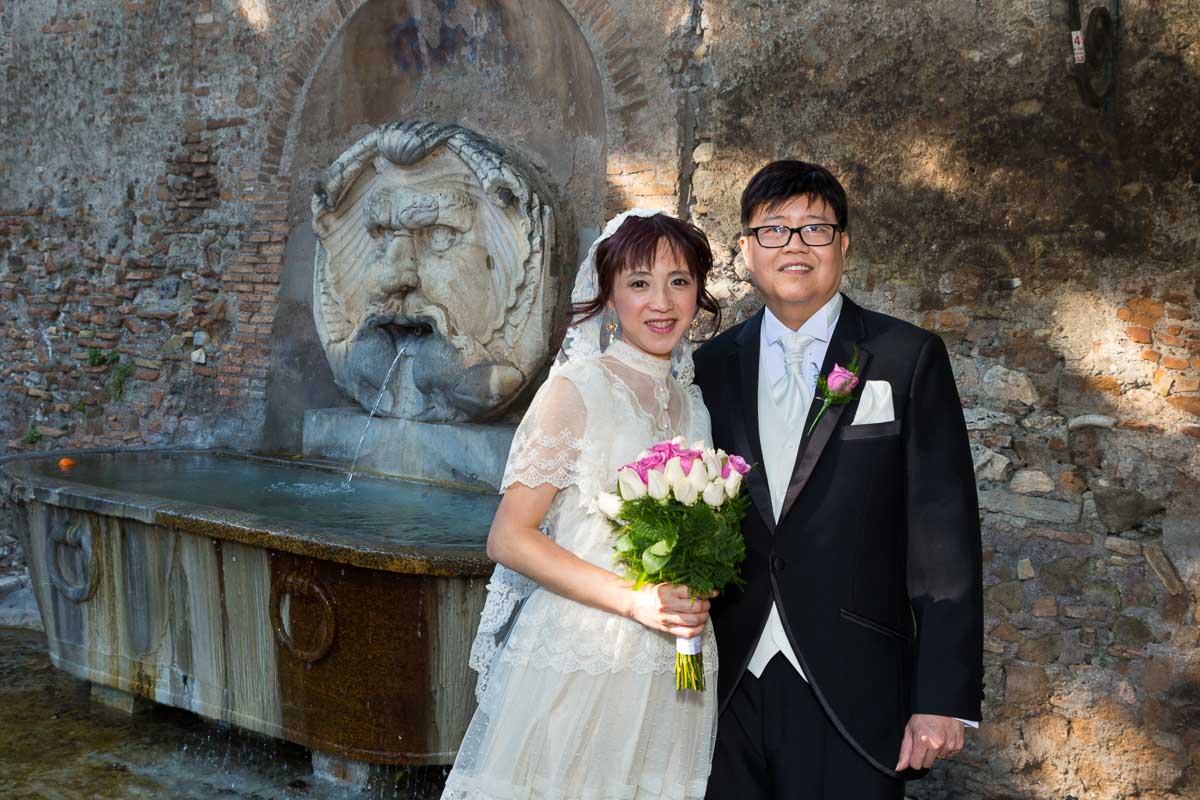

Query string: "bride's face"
[[608, 240, 699, 360]]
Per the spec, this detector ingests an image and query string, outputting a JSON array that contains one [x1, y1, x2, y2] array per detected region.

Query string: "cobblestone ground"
[[0, 627, 449, 800]]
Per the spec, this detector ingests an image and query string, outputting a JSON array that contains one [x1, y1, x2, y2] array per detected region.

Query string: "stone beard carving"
[[312, 122, 558, 421]]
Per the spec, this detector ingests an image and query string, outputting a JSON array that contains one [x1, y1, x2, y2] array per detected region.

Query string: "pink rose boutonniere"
[[806, 347, 862, 436]]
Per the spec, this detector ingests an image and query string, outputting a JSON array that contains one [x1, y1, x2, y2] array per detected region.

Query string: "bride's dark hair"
[[572, 213, 722, 338]]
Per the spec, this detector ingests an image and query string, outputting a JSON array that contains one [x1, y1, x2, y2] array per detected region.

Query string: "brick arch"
[[253, 0, 650, 182]]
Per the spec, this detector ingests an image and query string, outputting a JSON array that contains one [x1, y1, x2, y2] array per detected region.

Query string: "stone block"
[[980, 365, 1038, 406], [1004, 663, 1049, 705], [987, 580, 1025, 612], [1031, 596, 1058, 617], [90, 685, 147, 715], [990, 622, 1020, 642], [964, 408, 1016, 431], [304, 408, 516, 491], [1103, 536, 1142, 557], [1027, 528, 1092, 545], [1123, 297, 1165, 327], [1010, 469, 1054, 494], [1167, 395, 1200, 417], [1127, 325, 1154, 344], [1017, 636, 1059, 664], [1142, 544, 1184, 595], [1152, 368, 1175, 395], [971, 444, 1011, 481], [1081, 579, 1122, 609], [1093, 487, 1164, 533], [1112, 615, 1154, 645], [978, 490, 1081, 525], [1067, 414, 1116, 430]]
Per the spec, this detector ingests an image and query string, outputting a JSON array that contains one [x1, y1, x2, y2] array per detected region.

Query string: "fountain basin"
[[0, 449, 498, 766]]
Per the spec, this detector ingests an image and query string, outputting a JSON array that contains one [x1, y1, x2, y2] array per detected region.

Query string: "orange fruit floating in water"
[[57, 457, 76, 470]]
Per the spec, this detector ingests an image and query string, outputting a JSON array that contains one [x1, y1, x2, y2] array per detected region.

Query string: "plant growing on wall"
[[24, 428, 41, 445], [108, 362, 133, 401], [85, 348, 119, 367]]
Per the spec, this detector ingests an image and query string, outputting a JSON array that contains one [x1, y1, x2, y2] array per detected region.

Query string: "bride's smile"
[[608, 239, 699, 359]]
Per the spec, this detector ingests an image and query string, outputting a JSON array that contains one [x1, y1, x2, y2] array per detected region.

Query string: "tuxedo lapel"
[[779, 296, 873, 524], [729, 310, 775, 532]]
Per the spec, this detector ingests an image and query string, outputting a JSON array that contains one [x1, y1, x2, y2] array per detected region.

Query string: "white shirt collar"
[[761, 292, 843, 347]]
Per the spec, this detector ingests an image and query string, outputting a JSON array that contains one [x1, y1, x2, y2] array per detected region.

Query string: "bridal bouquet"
[[595, 437, 751, 691]]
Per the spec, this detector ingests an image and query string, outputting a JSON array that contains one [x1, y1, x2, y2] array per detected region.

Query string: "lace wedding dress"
[[441, 337, 718, 800]]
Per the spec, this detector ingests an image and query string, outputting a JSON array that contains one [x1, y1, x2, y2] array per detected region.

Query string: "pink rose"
[[676, 448, 704, 476], [627, 450, 666, 482], [721, 454, 750, 479], [826, 364, 859, 395]]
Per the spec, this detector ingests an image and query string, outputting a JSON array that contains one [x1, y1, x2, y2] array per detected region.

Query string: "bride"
[[441, 209, 723, 799]]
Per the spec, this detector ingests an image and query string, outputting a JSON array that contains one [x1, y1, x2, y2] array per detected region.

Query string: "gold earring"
[[605, 319, 619, 334]]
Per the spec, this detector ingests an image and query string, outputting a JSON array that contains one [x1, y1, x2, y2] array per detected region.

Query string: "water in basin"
[[16, 451, 499, 549]]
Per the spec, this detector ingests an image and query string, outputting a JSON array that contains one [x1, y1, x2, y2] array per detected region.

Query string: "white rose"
[[647, 469, 671, 500], [702, 450, 722, 482], [689, 439, 707, 452], [670, 435, 687, 446], [703, 480, 726, 507], [596, 492, 623, 519], [617, 467, 648, 500], [672, 475, 699, 506], [724, 470, 743, 497], [663, 457, 686, 485], [687, 459, 709, 492]]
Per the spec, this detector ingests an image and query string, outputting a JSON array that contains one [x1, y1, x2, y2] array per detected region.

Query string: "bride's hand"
[[627, 584, 715, 638]]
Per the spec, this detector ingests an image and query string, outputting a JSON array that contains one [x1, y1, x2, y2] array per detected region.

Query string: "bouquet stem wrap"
[[675, 634, 705, 691], [597, 437, 752, 692]]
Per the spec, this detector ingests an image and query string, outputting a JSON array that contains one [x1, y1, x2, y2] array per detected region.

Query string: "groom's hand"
[[896, 714, 964, 771]]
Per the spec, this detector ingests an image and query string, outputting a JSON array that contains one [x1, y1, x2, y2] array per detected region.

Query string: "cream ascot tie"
[[773, 331, 816, 429]]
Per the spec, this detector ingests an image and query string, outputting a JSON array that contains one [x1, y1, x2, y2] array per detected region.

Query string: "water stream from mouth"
[[344, 345, 407, 487]]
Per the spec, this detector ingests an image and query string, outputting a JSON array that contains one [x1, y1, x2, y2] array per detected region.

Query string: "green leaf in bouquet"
[[642, 539, 673, 574], [615, 533, 636, 553]]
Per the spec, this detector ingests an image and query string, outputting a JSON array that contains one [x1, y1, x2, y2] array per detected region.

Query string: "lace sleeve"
[[500, 374, 586, 492]]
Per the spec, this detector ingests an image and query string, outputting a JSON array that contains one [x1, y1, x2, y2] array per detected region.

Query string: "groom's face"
[[739, 195, 849, 328]]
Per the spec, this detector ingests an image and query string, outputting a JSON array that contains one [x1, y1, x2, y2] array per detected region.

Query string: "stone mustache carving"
[[312, 122, 558, 421]]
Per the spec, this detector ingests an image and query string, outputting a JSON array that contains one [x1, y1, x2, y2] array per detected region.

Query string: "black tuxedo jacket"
[[693, 295, 983, 779]]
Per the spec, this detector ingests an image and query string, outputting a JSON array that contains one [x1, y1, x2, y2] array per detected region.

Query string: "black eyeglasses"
[[744, 223, 842, 248]]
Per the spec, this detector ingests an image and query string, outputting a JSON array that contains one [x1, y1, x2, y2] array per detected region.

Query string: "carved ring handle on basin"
[[47, 520, 100, 604], [270, 571, 337, 663]]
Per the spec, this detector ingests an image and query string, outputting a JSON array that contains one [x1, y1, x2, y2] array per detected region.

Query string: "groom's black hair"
[[740, 160, 848, 231]]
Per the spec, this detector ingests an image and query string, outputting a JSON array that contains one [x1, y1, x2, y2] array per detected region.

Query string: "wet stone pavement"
[[0, 627, 449, 800]]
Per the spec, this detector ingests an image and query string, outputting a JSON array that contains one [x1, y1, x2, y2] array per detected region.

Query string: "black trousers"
[[706, 657, 903, 800]]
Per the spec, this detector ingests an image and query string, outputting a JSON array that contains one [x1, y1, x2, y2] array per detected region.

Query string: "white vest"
[[746, 348, 808, 679]]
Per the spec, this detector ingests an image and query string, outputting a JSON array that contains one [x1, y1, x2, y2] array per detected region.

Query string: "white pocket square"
[[851, 380, 895, 425]]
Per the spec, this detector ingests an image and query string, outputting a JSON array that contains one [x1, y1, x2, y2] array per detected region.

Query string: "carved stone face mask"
[[312, 122, 559, 422]]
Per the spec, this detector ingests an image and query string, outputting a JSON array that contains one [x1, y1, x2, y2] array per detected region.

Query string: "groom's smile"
[[740, 195, 849, 330]]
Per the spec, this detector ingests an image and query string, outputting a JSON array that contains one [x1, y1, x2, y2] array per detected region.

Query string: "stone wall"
[[2, 1, 1198, 797]]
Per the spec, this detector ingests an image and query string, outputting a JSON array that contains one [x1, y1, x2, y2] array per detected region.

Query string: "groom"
[[694, 161, 983, 799]]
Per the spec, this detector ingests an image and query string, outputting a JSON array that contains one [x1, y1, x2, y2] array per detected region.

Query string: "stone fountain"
[[1, 122, 568, 784], [302, 121, 568, 488]]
